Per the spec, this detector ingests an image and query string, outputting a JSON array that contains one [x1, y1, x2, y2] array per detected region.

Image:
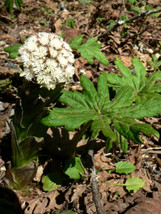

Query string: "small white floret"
[[57, 54, 68, 67], [49, 47, 58, 58], [38, 32, 49, 45]]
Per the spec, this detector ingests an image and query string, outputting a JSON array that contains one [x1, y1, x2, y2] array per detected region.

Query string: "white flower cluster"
[[18, 32, 75, 90]]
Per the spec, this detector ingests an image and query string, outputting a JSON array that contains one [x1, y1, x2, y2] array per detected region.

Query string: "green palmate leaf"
[[69, 35, 84, 50], [43, 108, 98, 131], [91, 117, 115, 140], [113, 118, 159, 144], [69, 36, 109, 65], [78, 37, 109, 65], [64, 157, 85, 180], [104, 57, 161, 102], [124, 177, 145, 193], [41, 74, 160, 145], [113, 98, 161, 119], [114, 161, 135, 174]]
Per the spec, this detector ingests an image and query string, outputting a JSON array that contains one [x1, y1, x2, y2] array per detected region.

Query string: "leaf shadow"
[[42, 127, 106, 160], [42, 127, 77, 158]]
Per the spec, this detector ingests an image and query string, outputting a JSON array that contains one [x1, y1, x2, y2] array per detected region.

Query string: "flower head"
[[18, 32, 75, 89]]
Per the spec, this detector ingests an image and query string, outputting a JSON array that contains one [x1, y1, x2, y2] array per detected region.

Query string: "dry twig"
[[88, 148, 104, 214], [98, 8, 161, 39]]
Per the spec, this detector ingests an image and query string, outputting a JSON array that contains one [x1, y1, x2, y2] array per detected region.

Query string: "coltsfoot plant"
[[18, 32, 75, 90], [5, 32, 77, 189], [42, 72, 161, 156]]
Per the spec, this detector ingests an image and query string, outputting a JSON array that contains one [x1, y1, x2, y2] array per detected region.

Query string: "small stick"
[[88, 148, 104, 214], [142, 151, 161, 154], [139, 37, 161, 41], [98, 8, 161, 39], [141, 147, 161, 151]]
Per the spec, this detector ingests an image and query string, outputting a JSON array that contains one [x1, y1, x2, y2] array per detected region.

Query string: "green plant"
[[107, 20, 117, 31], [6, 81, 63, 189], [41, 157, 85, 191], [42, 173, 62, 192], [5, 33, 76, 190], [41, 72, 161, 157], [147, 55, 161, 71], [4, 44, 22, 59], [40, 5, 53, 17], [106, 161, 145, 193], [126, 0, 137, 4], [65, 17, 75, 29], [145, 6, 161, 18], [121, 14, 129, 21], [130, 5, 141, 13], [106, 176, 145, 193], [5, 0, 23, 12], [109, 161, 136, 174], [64, 157, 85, 180], [69, 35, 109, 65], [104, 57, 161, 103], [0, 78, 12, 91]]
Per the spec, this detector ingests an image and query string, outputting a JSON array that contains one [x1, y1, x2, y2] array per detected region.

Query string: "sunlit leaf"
[[4, 44, 21, 59], [104, 57, 161, 102], [125, 177, 145, 193], [114, 161, 135, 174], [64, 157, 85, 180], [42, 173, 62, 192], [42, 74, 160, 144], [69, 36, 109, 65]]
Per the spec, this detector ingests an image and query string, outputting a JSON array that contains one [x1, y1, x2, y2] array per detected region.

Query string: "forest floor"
[[0, 0, 161, 213]]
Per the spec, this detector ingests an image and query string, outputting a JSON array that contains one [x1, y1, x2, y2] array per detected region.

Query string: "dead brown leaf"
[[71, 184, 86, 202], [43, 0, 58, 11], [94, 148, 114, 170], [120, 56, 133, 67], [103, 179, 127, 199], [62, 26, 80, 43], [23, 188, 66, 214], [125, 197, 161, 214]]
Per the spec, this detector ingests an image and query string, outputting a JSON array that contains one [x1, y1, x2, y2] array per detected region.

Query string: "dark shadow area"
[[42, 127, 106, 160], [0, 186, 23, 214]]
